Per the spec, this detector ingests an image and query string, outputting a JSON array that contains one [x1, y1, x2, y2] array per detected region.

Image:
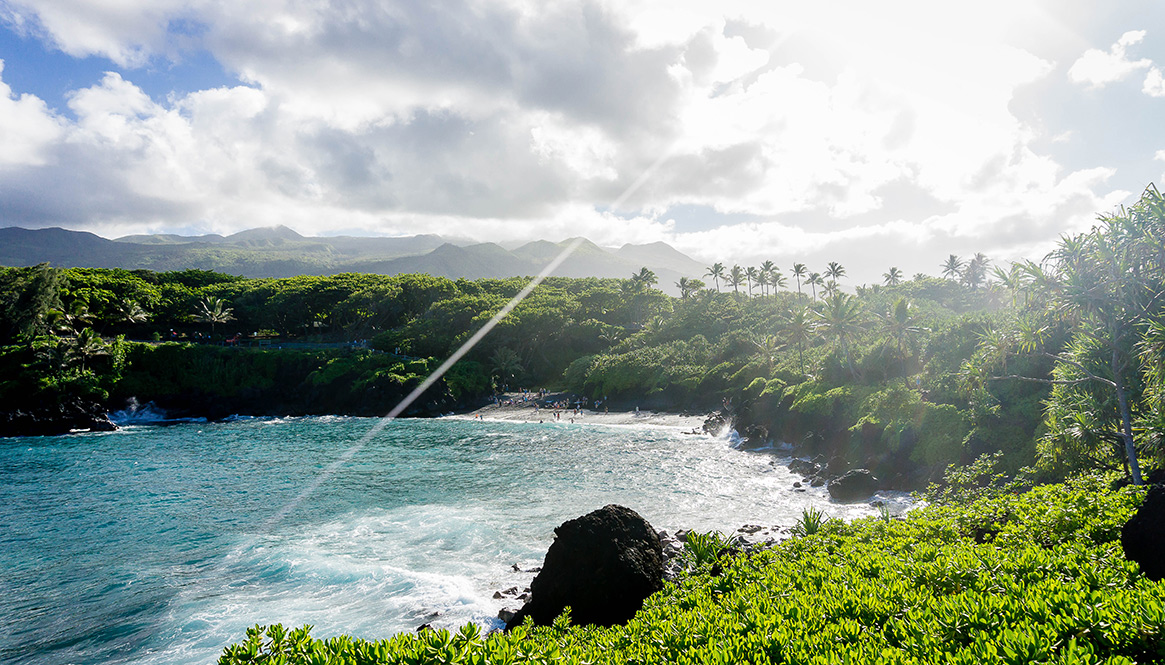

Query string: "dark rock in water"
[[828, 469, 879, 503], [788, 458, 820, 477], [738, 423, 769, 449], [504, 504, 664, 630], [792, 481, 802, 488], [498, 608, 518, 623], [826, 455, 851, 477], [809, 476, 825, 488], [1122, 484, 1165, 581], [702, 412, 730, 435], [0, 397, 118, 437]]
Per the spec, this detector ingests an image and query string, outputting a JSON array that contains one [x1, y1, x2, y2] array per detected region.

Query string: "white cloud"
[[1144, 67, 1165, 97], [2, 0, 193, 66], [0, 0, 1148, 285], [1068, 30, 1152, 89], [0, 61, 63, 167]]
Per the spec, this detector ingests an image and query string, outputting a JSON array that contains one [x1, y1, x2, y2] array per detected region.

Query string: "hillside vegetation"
[[5, 188, 1165, 485]]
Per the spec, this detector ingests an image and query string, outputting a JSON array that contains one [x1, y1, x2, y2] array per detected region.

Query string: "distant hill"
[[0, 226, 705, 295]]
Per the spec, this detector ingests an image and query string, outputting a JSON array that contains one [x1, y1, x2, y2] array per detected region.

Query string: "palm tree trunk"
[[900, 339, 910, 390], [1113, 346, 1143, 485]]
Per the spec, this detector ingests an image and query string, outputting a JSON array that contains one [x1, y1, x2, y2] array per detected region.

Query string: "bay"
[[0, 416, 907, 665]]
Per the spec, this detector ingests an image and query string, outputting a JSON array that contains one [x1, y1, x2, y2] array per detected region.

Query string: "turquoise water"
[[0, 416, 906, 664]]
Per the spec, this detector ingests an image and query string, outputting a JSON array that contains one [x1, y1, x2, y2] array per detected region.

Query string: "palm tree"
[[751, 333, 781, 375], [117, 299, 150, 324], [806, 272, 823, 301], [68, 327, 107, 372], [941, 254, 965, 280], [54, 301, 95, 335], [877, 298, 926, 388], [992, 263, 1034, 306], [777, 306, 813, 376], [705, 263, 726, 293], [825, 261, 846, 282], [823, 280, 841, 299], [815, 293, 865, 379], [755, 270, 770, 297], [769, 269, 787, 293], [194, 296, 235, 338], [883, 267, 903, 286], [759, 261, 777, 296], [728, 265, 746, 295], [490, 347, 523, 388], [962, 253, 989, 289], [675, 277, 704, 299], [745, 266, 758, 297], [791, 263, 807, 296], [629, 266, 658, 292]]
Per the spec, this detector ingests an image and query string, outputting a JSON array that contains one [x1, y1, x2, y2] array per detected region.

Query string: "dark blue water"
[[0, 416, 902, 664]]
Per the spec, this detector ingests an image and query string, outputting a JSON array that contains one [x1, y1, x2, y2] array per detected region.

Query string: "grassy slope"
[[220, 475, 1163, 664]]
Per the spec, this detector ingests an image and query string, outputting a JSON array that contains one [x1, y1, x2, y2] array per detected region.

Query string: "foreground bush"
[[220, 475, 1163, 664]]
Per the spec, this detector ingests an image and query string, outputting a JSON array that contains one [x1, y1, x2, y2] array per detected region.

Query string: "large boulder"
[[828, 469, 879, 503], [505, 505, 664, 630], [1122, 484, 1165, 581]]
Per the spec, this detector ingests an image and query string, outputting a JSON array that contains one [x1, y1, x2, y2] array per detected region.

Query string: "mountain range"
[[0, 226, 707, 295]]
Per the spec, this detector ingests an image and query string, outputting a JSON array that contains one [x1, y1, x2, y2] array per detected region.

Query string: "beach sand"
[[452, 393, 710, 430]]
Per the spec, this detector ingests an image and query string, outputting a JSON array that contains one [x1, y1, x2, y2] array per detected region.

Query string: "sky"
[[2, 1, 1165, 285]]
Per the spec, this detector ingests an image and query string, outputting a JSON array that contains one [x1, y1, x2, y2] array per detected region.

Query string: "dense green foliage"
[[114, 344, 458, 416], [218, 475, 1162, 664], [6, 187, 1165, 482]]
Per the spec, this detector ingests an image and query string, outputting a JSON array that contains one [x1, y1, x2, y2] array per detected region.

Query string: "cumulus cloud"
[[0, 0, 1149, 285], [1, 0, 193, 66], [1144, 67, 1165, 97], [0, 61, 63, 167], [1068, 30, 1152, 89]]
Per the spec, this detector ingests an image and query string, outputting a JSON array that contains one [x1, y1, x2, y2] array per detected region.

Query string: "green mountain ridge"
[[0, 226, 703, 294]]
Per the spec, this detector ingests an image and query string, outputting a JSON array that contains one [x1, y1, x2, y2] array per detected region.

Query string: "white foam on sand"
[[451, 394, 709, 430]]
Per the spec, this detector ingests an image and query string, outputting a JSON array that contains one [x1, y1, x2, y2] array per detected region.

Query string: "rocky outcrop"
[[787, 457, 821, 478], [1122, 484, 1165, 581], [0, 398, 118, 437], [828, 469, 879, 503], [505, 505, 664, 630]]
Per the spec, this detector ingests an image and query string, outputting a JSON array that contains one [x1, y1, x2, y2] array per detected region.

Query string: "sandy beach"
[[451, 392, 711, 430]]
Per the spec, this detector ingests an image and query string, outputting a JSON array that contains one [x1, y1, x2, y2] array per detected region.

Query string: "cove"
[[0, 416, 907, 665]]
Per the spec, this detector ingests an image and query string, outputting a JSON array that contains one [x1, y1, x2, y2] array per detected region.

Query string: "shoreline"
[[451, 392, 711, 430]]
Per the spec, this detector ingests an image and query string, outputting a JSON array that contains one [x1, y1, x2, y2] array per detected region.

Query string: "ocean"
[[0, 415, 908, 664]]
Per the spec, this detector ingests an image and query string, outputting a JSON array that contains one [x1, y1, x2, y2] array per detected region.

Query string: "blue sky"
[[2, 0, 1165, 284]]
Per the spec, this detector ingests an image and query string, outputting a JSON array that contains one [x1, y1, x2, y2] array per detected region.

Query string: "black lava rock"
[[828, 469, 879, 503], [505, 504, 664, 630], [0, 397, 117, 437], [787, 458, 820, 477], [1122, 484, 1165, 581]]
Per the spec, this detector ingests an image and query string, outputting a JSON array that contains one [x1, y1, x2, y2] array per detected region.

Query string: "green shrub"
[[681, 530, 730, 569], [911, 402, 971, 467], [790, 506, 829, 536]]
